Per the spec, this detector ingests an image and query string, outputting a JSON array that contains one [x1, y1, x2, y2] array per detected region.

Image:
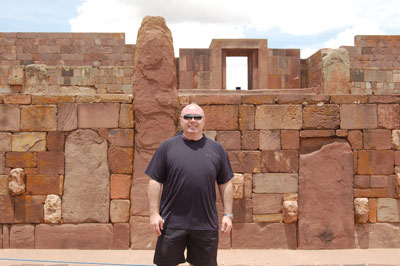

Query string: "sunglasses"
[[182, 114, 203, 121]]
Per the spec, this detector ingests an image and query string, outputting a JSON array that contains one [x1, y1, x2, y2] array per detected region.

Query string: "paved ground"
[[0, 249, 400, 266]]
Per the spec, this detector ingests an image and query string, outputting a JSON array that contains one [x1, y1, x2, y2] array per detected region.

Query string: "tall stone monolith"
[[131, 16, 178, 249]]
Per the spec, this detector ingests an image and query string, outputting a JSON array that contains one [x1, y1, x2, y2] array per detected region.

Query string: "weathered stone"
[[0, 195, 14, 223], [108, 147, 133, 174], [255, 105, 302, 129], [105, 129, 134, 147], [356, 223, 400, 248], [63, 129, 110, 223], [232, 223, 296, 248], [347, 130, 363, 149], [377, 198, 400, 222], [396, 151, 400, 166], [203, 105, 239, 130], [35, 224, 114, 249], [299, 141, 354, 249], [303, 105, 340, 129], [21, 105, 57, 131], [354, 198, 369, 224], [253, 173, 298, 193], [354, 188, 391, 198], [0, 175, 8, 195], [0, 105, 20, 131], [110, 199, 130, 223], [24, 64, 49, 93], [114, 223, 130, 249], [336, 129, 348, 137], [259, 130, 280, 150], [243, 173, 252, 199], [354, 175, 370, 189], [232, 198, 252, 223], [78, 103, 120, 128], [358, 150, 394, 175], [241, 94, 275, 105], [252, 193, 282, 214], [131, 150, 152, 216], [0, 133, 12, 151], [8, 168, 25, 195], [14, 195, 44, 223], [2, 225, 10, 248], [321, 48, 350, 94], [369, 198, 377, 223], [6, 152, 37, 168], [203, 130, 217, 140], [340, 104, 377, 129], [46, 131, 65, 151], [10, 224, 34, 248], [253, 213, 283, 223], [283, 200, 298, 224], [32, 94, 75, 104], [12, 132, 46, 152], [378, 104, 400, 129], [216, 131, 241, 150], [363, 129, 392, 149], [370, 175, 389, 188], [58, 103, 77, 131], [241, 130, 259, 150], [0, 153, 4, 175], [37, 151, 64, 175], [111, 174, 131, 199], [26, 175, 62, 195], [228, 151, 260, 173], [393, 130, 400, 149], [231, 173, 244, 199], [3, 94, 31, 104], [130, 215, 158, 249], [119, 104, 134, 128], [300, 130, 335, 138], [261, 150, 298, 173], [44, 194, 62, 223], [281, 130, 299, 150], [239, 105, 255, 130]]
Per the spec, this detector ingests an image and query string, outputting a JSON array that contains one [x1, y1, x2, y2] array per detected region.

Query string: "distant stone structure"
[[0, 16, 400, 250]]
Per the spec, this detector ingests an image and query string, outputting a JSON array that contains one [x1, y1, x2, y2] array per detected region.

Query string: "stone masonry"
[[1, 17, 400, 250]]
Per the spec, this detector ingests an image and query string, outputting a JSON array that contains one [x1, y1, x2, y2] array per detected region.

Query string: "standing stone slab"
[[63, 129, 110, 223], [299, 141, 354, 249], [35, 224, 113, 249]]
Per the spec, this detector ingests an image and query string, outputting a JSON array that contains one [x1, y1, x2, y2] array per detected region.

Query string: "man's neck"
[[182, 132, 203, 141]]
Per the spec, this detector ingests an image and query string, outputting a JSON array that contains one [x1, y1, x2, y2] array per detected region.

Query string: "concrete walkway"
[[0, 249, 399, 266]]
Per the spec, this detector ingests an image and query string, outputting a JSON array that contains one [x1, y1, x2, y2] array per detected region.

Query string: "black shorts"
[[154, 228, 219, 266]]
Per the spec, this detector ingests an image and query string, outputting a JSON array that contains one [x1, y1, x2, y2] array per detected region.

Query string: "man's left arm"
[[218, 180, 233, 234]]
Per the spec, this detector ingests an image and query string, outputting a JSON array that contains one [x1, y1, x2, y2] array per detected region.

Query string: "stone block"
[[303, 105, 340, 129], [397, 174, 400, 198], [108, 129, 134, 147], [26, 175, 62, 195], [358, 150, 394, 175], [253, 173, 298, 193], [340, 104, 377, 129], [370, 175, 389, 188], [354, 198, 369, 224], [58, 103, 77, 131], [3, 94, 31, 105], [14, 195, 44, 223], [241, 94, 275, 105], [0, 133, 12, 151], [259, 130, 280, 150], [300, 130, 335, 138], [130, 215, 158, 249], [228, 151, 260, 173], [202, 105, 238, 130], [281, 130, 299, 150], [283, 200, 298, 223], [216, 131, 241, 150], [6, 152, 37, 168], [204, 130, 216, 140], [78, 103, 120, 128], [0, 195, 14, 223], [359, 223, 400, 248], [363, 129, 392, 149], [347, 130, 363, 149], [378, 104, 400, 129], [0, 175, 8, 195], [243, 173, 252, 199], [239, 105, 255, 130], [12, 132, 46, 152], [252, 193, 283, 214], [354, 175, 370, 189], [114, 223, 130, 249], [0, 105, 20, 131], [8, 168, 25, 195], [261, 150, 298, 173], [354, 188, 391, 198], [0, 153, 4, 175], [37, 151, 64, 175], [255, 105, 302, 129], [241, 130, 259, 150], [111, 174, 131, 199], [44, 194, 62, 223], [46, 131, 65, 151], [110, 199, 130, 223], [9, 224, 34, 248], [396, 151, 400, 166], [369, 198, 377, 223], [119, 104, 134, 128], [377, 198, 400, 222], [253, 213, 283, 223], [393, 130, 400, 149], [21, 105, 57, 131], [108, 147, 133, 174], [232, 198, 252, 223], [231, 173, 244, 199], [35, 224, 114, 249], [232, 223, 296, 249]]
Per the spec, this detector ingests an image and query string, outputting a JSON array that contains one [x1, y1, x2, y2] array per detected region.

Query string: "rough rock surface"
[[354, 198, 369, 224], [298, 141, 354, 249], [356, 223, 400, 248], [24, 64, 49, 93], [131, 16, 178, 218], [8, 168, 25, 195], [10, 224, 34, 248], [321, 48, 350, 94], [283, 200, 298, 224], [63, 129, 110, 223], [44, 194, 62, 223]]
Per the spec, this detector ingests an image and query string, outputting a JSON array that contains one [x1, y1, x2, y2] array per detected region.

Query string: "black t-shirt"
[[145, 134, 234, 231]]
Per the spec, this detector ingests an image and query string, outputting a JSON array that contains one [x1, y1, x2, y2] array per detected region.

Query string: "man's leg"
[[153, 229, 188, 266], [186, 230, 218, 266]]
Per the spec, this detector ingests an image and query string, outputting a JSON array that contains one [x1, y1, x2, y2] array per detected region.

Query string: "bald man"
[[146, 103, 234, 266]]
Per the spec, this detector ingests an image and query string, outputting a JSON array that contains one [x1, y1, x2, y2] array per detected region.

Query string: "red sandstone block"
[[363, 129, 392, 149], [114, 223, 130, 249], [6, 152, 37, 168], [370, 175, 389, 188], [46, 131, 65, 151], [267, 74, 281, 89], [111, 174, 131, 199], [108, 147, 133, 174], [189, 95, 240, 105], [368, 198, 377, 223], [368, 95, 400, 104], [0, 195, 14, 223], [358, 150, 394, 175], [202, 105, 238, 131], [281, 130, 299, 150], [241, 130, 259, 150], [303, 105, 340, 129], [252, 193, 283, 214], [377, 104, 400, 129], [395, 151, 400, 166], [340, 104, 377, 129], [14, 195, 44, 223], [0, 105, 20, 131], [3, 94, 31, 104], [21, 105, 57, 131], [26, 175, 62, 195], [78, 103, 120, 129], [239, 105, 255, 130], [276, 95, 330, 104], [354, 188, 391, 198], [37, 151, 64, 175], [241, 95, 275, 105], [228, 151, 260, 173], [216, 131, 241, 150], [354, 175, 370, 189], [347, 130, 363, 149], [255, 105, 302, 130], [261, 150, 298, 173]]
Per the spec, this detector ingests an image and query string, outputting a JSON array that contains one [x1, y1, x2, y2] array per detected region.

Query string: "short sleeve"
[[145, 143, 167, 183], [216, 145, 234, 185]]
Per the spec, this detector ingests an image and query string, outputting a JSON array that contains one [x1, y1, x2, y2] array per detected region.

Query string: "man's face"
[[180, 105, 206, 136]]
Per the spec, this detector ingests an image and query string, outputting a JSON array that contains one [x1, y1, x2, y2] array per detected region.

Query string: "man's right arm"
[[148, 179, 164, 236]]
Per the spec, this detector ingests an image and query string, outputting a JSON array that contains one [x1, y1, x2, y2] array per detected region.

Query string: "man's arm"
[[218, 180, 233, 234], [148, 179, 164, 236]]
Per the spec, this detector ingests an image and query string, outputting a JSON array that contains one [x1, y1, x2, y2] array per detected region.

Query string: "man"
[[146, 103, 234, 266]]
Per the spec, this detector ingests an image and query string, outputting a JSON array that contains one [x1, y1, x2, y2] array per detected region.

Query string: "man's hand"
[[221, 215, 232, 234], [150, 213, 164, 236]]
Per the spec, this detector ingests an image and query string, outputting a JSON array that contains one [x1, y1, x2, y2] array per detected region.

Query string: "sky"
[[1, 0, 399, 90]]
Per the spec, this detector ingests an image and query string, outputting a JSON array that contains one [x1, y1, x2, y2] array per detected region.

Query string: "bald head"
[[179, 103, 206, 140], [180, 103, 205, 117]]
